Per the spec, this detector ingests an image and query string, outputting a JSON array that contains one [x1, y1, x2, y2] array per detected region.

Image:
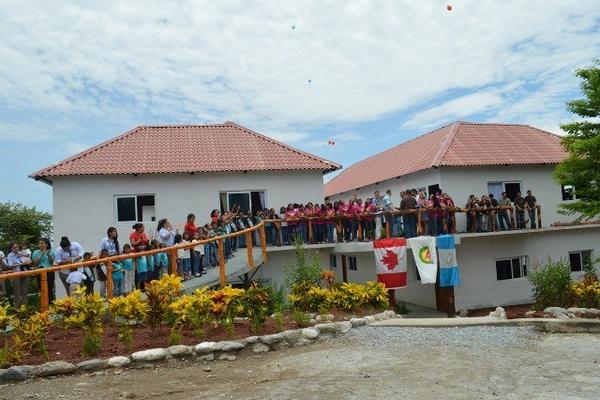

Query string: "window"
[[349, 256, 358, 271], [427, 184, 440, 197], [115, 195, 155, 222], [329, 254, 337, 269], [488, 181, 521, 202], [561, 185, 575, 201], [220, 191, 265, 214], [496, 256, 528, 280], [569, 250, 592, 272]]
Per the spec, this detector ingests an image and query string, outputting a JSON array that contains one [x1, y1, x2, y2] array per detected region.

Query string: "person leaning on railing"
[[5, 242, 31, 307], [31, 238, 55, 303], [54, 236, 85, 296], [497, 192, 513, 231]]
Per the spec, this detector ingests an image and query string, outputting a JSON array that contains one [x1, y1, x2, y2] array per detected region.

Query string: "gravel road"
[[2, 326, 600, 399]]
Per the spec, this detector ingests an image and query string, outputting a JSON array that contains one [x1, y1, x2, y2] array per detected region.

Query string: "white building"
[[32, 120, 600, 313], [31, 122, 340, 252]]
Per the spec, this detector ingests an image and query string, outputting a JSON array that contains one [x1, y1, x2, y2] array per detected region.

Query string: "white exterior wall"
[[328, 169, 440, 203], [440, 165, 572, 231], [454, 226, 600, 310], [251, 248, 332, 287], [51, 170, 324, 253]]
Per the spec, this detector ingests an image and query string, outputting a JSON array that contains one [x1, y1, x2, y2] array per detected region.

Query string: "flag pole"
[[388, 289, 396, 311]]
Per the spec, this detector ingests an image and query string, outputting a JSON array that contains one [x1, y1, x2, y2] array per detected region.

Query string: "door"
[[487, 182, 503, 201], [428, 184, 440, 196], [341, 255, 348, 283], [435, 283, 455, 317], [504, 182, 521, 202]]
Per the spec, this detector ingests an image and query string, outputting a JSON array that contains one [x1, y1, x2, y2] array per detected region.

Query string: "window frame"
[[348, 256, 358, 271], [220, 190, 267, 214], [329, 254, 337, 269], [569, 250, 593, 272], [114, 194, 156, 223], [495, 255, 529, 281], [561, 185, 575, 201]]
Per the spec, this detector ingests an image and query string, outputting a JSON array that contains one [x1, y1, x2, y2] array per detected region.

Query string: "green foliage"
[[292, 309, 310, 328], [108, 290, 149, 350], [243, 283, 270, 334], [395, 301, 410, 315], [0, 202, 53, 253], [273, 311, 285, 332], [168, 328, 182, 346], [554, 59, 600, 219], [283, 236, 322, 289], [144, 274, 183, 330], [0, 343, 10, 368], [265, 283, 287, 314], [528, 259, 574, 310], [288, 281, 389, 312], [168, 288, 213, 341], [10, 311, 52, 362], [51, 287, 105, 356]]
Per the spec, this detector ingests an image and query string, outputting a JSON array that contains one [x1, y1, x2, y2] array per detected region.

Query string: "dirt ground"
[[2, 326, 600, 400]]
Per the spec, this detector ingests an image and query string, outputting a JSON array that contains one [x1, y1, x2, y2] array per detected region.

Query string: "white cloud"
[[402, 90, 505, 129], [0, 122, 55, 142], [331, 132, 365, 142], [0, 0, 598, 141], [62, 142, 91, 155]]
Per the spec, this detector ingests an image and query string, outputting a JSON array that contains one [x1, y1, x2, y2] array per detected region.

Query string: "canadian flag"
[[372, 238, 407, 289]]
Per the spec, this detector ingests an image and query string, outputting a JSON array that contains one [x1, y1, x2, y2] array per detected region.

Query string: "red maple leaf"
[[380, 250, 399, 271]]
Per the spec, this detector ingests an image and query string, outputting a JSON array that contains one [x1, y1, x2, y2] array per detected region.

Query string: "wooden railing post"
[[217, 239, 226, 287], [416, 210, 422, 236], [106, 260, 114, 299], [169, 248, 177, 275], [246, 231, 254, 269], [308, 219, 314, 243], [259, 223, 267, 263], [537, 205, 542, 228], [40, 269, 49, 312], [451, 210, 457, 234]]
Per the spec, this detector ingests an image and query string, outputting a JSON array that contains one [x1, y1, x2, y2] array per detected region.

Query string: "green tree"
[[554, 59, 600, 219], [0, 202, 53, 252]]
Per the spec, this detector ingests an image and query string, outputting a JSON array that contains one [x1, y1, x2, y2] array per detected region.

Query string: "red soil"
[[1, 308, 377, 367]]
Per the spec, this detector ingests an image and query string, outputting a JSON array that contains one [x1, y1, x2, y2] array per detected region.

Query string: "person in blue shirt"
[[121, 244, 135, 295], [156, 243, 169, 277], [135, 253, 148, 291], [112, 261, 124, 297], [32, 238, 55, 303]]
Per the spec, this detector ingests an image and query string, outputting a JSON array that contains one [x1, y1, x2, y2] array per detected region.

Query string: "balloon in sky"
[[307, 79, 312, 83], [447, 5, 452, 11], [291, 25, 296, 30]]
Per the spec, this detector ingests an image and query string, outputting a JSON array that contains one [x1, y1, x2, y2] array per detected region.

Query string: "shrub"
[[571, 282, 600, 309], [289, 281, 389, 312], [108, 290, 149, 350], [51, 287, 105, 356], [144, 274, 183, 330], [169, 288, 213, 339], [283, 236, 322, 289], [211, 285, 245, 335], [528, 259, 574, 310], [265, 284, 287, 314], [243, 283, 270, 334], [292, 309, 310, 327], [320, 270, 336, 288], [364, 281, 389, 310], [10, 311, 52, 362], [0, 303, 13, 331]]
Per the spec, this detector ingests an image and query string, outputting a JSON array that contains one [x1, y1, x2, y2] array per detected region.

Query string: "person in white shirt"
[[157, 219, 178, 246], [66, 267, 87, 295], [5, 242, 30, 306], [54, 236, 85, 295]]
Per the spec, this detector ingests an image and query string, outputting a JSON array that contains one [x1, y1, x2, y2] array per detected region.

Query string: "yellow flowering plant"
[[10, 312, 53, 362], [108, 290, 149, 350], [144, 274, 183, 330], [211, 285, 245, 334], [169, 288, 213, 339]]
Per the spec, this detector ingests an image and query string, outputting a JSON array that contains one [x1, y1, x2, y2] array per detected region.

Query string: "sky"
[[1, 1, 599, 212]]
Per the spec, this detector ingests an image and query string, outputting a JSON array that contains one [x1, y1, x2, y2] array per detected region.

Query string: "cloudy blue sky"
[[1, 1, 599, 212]]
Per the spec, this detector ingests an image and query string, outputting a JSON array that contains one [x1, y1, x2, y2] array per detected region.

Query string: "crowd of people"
[[0, 188, 539, 306]]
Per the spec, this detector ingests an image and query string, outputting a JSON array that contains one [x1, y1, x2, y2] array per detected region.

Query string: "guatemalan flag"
[[372, 238, 407, 289], [436, 235, 461, 287]]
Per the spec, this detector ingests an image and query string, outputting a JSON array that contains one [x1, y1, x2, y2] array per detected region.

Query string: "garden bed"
[[0, 308, 378, 366], [467, 304, 539, 319]]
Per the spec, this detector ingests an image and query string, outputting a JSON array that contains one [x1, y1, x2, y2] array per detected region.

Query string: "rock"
[[260, 333, 284, 345], [76, 359, 107, 372], [107, 356, 131, 368], [218, 353, 236, 361], [314, 322, 339, 334], [301, 327, 320, 339], [233, 317, 248, 323], [349, 318, 366, 327], [168, 345, 193, 357], [338, 321, 352, 333], [131, 348, 168, 362], [195, 342, 219, 354], [587, 308, 600, 317], [283, 329, 301, 344], [35, 361, 76, 377], [316, 314, 334, 323], [217, 341, 245, 352], [252, 343, 270, 353], [385, 310, 396, 319], [307, 313, 317, 319], [363, 316, 376, 323], [202, 366, 211, 372], [295, 338, 312, 346], [309, 319, 317, 324], [241, 336, 259, 344], [489, 307, 507, 319], [457, 309, 469, 318], [0, 365, 36, 382], [197, 353, 215, 361], [544, 307, 568, 318]]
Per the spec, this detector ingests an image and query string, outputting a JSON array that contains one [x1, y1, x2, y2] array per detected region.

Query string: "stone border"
[[0, 310, 399, 384]]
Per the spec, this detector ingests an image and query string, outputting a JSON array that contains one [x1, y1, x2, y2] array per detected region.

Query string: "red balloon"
[[447, 4, 452, 11]]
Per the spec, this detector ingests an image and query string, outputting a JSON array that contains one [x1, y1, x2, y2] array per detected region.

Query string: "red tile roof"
[[324, 122, 567, 196], [31, 122, 340, 179]]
